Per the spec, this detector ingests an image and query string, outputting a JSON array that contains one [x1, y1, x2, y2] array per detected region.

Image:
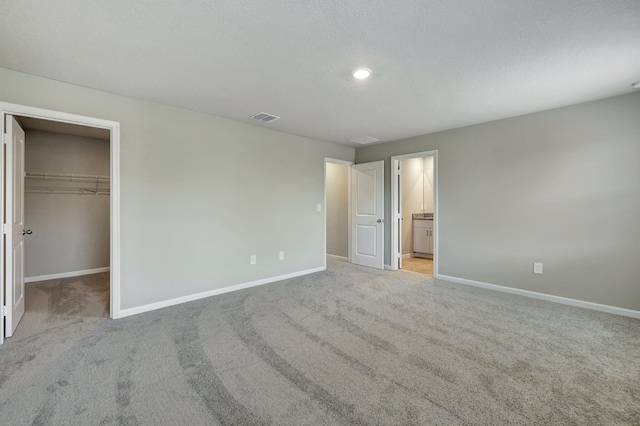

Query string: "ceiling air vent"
[[249, 112, 280, 123], [350, 136, 380, 145]]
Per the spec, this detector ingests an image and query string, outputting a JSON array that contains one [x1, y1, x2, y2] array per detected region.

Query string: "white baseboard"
[[436, 274, 640, 319], [26, 267, 110, 283], [411, 252, 433, 259], [327, 254, 348, 261], [402, 253, 412, 259], [116, 266, 326, 319]]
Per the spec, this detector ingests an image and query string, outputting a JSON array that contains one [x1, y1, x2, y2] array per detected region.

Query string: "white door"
[[350, 161, 384, 269], [5, 116, 26, 337]]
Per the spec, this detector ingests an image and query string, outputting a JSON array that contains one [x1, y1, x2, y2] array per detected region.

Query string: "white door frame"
[[324, 158, 353, 267], [0, 102, 121, 342], [391, 150, 438, 273]]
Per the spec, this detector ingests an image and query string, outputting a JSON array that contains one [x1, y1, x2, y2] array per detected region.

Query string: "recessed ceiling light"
[[352, 67, 372, 80], [632, 81, 640, 89]]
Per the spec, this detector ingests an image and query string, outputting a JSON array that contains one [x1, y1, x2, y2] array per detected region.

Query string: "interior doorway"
[[325, 158, 385, 271], [1, 103, 121, 344], [350, 161, 385, 269], [324, 159, 352, 265], [391, 151, 438, 275]]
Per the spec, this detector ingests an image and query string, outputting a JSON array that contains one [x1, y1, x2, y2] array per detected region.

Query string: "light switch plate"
[[533, 262, 543, 274], [279, 251, 284, 260], [317, 203, 322, 212], [250, 255, 256, 265]]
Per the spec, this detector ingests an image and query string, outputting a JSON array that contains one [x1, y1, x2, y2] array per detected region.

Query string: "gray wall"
[[25, 130, 110, 277], [1, 68, 355, 310], [357, 93, 640, 311], [326, 162, 348, 257]]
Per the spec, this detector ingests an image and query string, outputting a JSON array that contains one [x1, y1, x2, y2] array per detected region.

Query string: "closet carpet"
[[0, 260, 638, 425]]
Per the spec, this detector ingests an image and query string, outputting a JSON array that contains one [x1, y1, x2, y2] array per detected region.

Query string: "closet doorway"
[[390, 150, 438, 276], [1, 103, 121, 344], [324, 158, 352, 266]]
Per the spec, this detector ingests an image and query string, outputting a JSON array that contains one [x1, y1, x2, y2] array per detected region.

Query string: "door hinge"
[[2, 306, 7, 316], [2, 133, 6, 144], [2, 224, 8, 234]]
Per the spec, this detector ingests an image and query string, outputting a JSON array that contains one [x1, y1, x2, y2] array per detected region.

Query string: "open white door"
[[5, 116, 26, 337], [350, 161, 384, 269]]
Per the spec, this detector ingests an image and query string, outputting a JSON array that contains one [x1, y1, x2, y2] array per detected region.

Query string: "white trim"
[[326, 254, 348, 261], [390, 150, 438, 276], [402, 253, 412, 259], [110, 123, 121, 319], [324, 158, 354, 269], [413, 253, 432, 259], [25, 267, 110, 283], [324, 158, 354, 166], [436, 274, 640, 319], [118, 266, 326, 318], [384, 264, 392, 270], [0, 102, 121, 322], [1, 113, 4, 344]]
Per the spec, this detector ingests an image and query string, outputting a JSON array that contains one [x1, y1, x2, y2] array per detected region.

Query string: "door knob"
[[22, 229, 32, 235], [377, 219, 382, 223]]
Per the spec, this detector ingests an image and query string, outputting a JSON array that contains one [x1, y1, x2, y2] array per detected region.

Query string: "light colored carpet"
[[0, 259, 638, 425]]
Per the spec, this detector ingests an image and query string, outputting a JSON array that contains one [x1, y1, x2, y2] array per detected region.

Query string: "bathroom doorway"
[[391, 151, 438, 276]]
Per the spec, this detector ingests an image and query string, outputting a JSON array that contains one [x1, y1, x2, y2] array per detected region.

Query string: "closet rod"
[[25, 171, 110, 182], [25, 187, 110, 195]]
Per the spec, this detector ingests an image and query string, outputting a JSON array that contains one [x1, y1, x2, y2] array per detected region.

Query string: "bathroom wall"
[[400, 156, 435, 256], [423, 156, 434, 213], [400, 158, 422, 255]]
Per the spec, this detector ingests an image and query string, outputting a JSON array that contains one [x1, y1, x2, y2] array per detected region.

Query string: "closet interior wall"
[[25, 130, 110, 279]]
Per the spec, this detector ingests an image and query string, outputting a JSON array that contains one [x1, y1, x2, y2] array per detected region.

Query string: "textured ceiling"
[[1, 0, 639, 146]]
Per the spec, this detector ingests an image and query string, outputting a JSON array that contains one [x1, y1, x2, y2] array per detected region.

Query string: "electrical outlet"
[[279, 251, 284, 260], [533, 262, 543, 274], [250, 255, 256, 265]]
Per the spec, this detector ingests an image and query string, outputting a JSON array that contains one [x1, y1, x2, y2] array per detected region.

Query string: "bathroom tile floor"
[[401, 257, 433, 276]]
